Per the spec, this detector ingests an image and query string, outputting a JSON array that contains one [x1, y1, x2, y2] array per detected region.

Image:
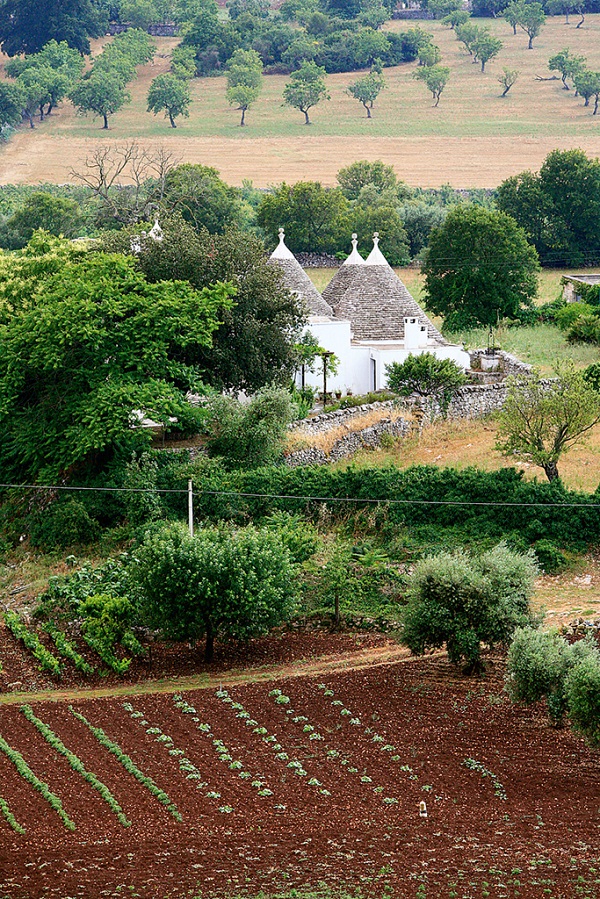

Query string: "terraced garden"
[[1, 654, 599, 898]]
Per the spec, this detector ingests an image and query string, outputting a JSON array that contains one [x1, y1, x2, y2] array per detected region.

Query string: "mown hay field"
[[2, 15, 600, 186]]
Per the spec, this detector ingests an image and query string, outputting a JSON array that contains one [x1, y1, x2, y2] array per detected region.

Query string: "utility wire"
[[0, 482, 599, 509]]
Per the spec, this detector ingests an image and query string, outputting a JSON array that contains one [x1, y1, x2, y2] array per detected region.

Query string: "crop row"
[[69, 706, 182, 821], [122, 701, 234, 814], [0, 794, 25, 835], [215, 688, 331, 797], [268, 689, 399, 807], [20, 704, 130, 827], [4, 610, 62, 676], [463, 757, 507, 801], [172, 694, 278, 807], [315, 683, 418, 779], [81, 634, 131, 675], [0, 730, 75, 830], [42, 622, 95, 676]]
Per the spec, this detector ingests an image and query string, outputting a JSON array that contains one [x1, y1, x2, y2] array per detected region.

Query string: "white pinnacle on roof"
[[270, 227, 297, 261], [344, 233, 366, 266], [365, 232, 390, 267], [268, 227, 334, 318], [322, 233, 365, 309]]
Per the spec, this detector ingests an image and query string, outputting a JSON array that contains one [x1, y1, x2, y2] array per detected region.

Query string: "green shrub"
[[565, 654, 600, 746], [533, 539, 567, 574], [262, 511, 319, 563], [78, 594, 142, 674], [555, 302, 597, 332], [583, 361, 600, 394], [385, 352, 467, 415], [203, 386, 295, 469], [29, 499, 100, 549], [506, 629, 600, 731], [505, 627, 573, 724], [34, 556, 132, 621], [402, 543, 538, 672], [566, 312, 600, 344]]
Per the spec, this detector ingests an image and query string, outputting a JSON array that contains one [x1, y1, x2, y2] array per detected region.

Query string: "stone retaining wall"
[[289, 400, 397, 434], [285, 415, 411, 467]]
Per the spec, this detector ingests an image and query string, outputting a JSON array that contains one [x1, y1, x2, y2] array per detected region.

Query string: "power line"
[[0, 482, 599, 509]]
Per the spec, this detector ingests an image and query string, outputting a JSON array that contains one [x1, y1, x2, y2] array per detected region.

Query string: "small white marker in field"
[[419, 801, 428, 818]]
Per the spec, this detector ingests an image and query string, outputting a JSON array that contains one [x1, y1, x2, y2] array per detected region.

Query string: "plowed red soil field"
[[1, 654, 599, 899]]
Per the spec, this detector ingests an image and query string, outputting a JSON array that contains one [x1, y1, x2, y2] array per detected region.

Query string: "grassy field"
[[2, 15, 600, 186]]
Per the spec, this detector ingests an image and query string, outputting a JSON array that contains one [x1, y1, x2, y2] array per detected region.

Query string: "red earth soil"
[[0, 621, 392, 693], [0, 654, 599, 899]]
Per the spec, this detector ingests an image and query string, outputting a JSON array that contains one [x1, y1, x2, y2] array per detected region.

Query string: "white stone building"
[[269, 230, 470, 396]]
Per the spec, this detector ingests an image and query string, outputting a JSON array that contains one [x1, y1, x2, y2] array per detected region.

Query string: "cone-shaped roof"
[[336, 233, 446, 344], [269, 228, 334, 318], [322, 233, 365, 309]]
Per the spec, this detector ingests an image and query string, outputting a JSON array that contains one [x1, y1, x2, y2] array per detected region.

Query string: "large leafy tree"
[[0, 234, 233, 482], [102, 216, 306, 392], [257, 180, 350, 254], [0, 192, 83, 249], [497, 150, 600, 265], [347, 70, 386, 118], [70, 70, 131, 129], [423, 204, 539, 330], [0, 0, 107, 56], [134, 523, 296, 661], [161, 163, 243, 233], [496, 365, 600, 483]]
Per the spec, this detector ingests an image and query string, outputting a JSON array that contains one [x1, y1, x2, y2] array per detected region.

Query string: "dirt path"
[[0, 642, 425, 706]]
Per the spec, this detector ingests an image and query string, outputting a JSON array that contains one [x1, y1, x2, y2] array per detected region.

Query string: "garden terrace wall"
[[469, 349, 533, 377], [286, 415, 411, 467]]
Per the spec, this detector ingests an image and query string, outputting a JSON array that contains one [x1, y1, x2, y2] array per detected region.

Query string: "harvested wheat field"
[[2, 16, 600, 188], [1, 651, 599, 899]]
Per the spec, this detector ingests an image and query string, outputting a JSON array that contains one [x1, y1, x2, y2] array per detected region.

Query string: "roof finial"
[[351, 232, 358, 247], [373, 231, 380, 246], [278, 227, 285, 243]]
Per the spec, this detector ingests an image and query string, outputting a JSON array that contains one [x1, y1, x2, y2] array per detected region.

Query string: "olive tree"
[[283, 60, 329, 124], [402, 543, 538, 673], [347, 70, 385, 118], [134, 523, 296, 661], [147, 73, 191, 127], [496, 364, 600, 483]]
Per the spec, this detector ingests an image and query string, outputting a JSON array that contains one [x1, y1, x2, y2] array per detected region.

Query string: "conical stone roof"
[[268, 228, 334, 319], [336, 233, 446, 344], [322, 233, 365, 310]]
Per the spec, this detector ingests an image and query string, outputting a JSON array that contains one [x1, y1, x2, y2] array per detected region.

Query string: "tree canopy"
[[0, 234, 234, 482], [283, 60, 329, 124], [496, 365, 600, 482], [225, 48, 263, 126], [134, 523, 296, 661], [423, 204, 540, 329], [0, 0, 107, 55], [402, 543, 538, 673], [147, 73, 191, 127], [257, 180, 349, 254], [102, 216, 306, 392], [496, 149, 600, 266]]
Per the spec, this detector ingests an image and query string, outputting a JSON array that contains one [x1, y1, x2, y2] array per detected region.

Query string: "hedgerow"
[[0, 732, 75, 830], [20, 705, 130, 827], [4, 610, 62, 676], [190, 462, 600, 548], [69, 707, 181, 821]]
